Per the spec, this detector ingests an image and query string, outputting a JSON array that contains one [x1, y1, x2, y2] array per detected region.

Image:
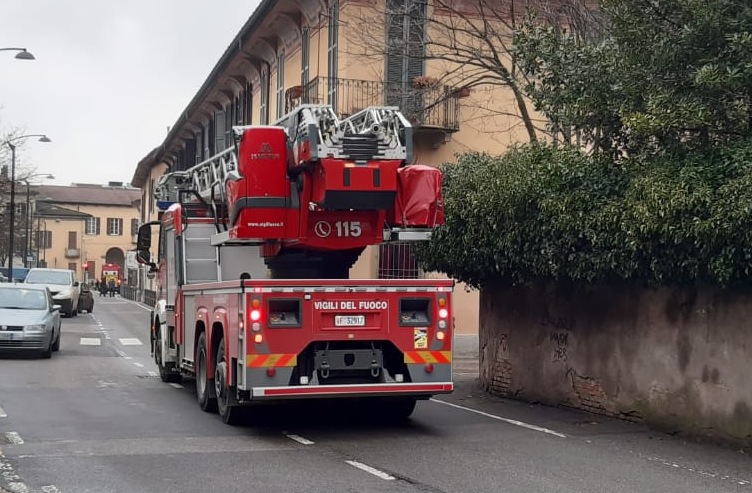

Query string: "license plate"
[[335, 315, 366, 327], [0, 332, 20, 341]]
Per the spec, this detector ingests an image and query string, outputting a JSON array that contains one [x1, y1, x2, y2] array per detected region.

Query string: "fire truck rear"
[[136, 105, 453, 424]]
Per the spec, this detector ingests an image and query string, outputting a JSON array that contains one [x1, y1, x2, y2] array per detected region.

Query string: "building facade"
[[130, 0, 530, 334], [32, 183, 141, 283]]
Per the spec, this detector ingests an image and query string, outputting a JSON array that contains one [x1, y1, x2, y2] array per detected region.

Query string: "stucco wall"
[[480, 282, 752, 445]]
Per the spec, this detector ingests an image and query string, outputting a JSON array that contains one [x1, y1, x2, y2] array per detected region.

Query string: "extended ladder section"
[[276, 104, 412, 166], [153, 104, 443, 248]]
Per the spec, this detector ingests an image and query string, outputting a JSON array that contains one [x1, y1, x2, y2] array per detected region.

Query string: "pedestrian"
[[107, 279, 116, 297]]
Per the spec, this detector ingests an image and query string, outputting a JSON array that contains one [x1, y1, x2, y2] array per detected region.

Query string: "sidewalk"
[[453, 334, 479, 376]]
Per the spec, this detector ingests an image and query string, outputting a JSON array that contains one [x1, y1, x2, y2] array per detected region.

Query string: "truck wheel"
[[155, 327, 180, 384], [215, 338, 243, 425], [383, 398, 417, 421], [196, 332, 217, 413]]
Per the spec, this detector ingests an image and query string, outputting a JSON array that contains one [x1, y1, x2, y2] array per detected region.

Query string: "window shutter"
[[277, 51, 285, 118], [385, 0, 426, 113], [327, 1, 339, 112], [301, 27, 310, 87], [215, 110, 226, 152]]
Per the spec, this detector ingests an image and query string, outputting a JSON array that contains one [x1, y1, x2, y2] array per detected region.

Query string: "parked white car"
[[23, 268, 80, 317]]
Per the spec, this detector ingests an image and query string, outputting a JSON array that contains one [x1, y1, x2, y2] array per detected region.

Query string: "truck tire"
[[383, 398, 417, 421], [196, 332, 217, 413], [215, 338, 243, 425], [155, 326, 181, 383]]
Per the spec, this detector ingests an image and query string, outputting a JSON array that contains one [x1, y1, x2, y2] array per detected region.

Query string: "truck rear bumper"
[[250, 382, 453, 400]]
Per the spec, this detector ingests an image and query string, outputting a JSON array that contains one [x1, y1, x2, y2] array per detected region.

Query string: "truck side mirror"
[[136, 222, 160, 272], [136, 224, 152, 251]]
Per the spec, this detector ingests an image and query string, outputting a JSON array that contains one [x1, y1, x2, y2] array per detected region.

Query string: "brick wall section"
[[479, 281, 752, 446], [489, 358, 512, 396]]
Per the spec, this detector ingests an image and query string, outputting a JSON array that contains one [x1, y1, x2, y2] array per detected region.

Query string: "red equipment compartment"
[[311, 158, 401, 210], [226, 127, 297, 239], [392, 165, 445, 227]]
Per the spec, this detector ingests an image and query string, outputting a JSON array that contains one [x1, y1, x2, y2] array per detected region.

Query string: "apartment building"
[[32, 183, 141, 283], [130, 0, 530, 334]]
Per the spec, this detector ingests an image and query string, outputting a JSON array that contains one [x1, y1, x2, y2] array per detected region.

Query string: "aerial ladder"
[[154, 104, 444, 279]]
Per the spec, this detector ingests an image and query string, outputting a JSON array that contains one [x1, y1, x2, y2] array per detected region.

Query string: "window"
[[301, 27, 310, 88], [214, 110, 226, 153], [85, 217, 101, 235], [131, 218, 139, 236], [224, 104, 232, 148], [327, 0, 340, 111], [37, 230, 52, 249], [276, 51, 285, 118], [385, 0, 427, 113], [68, 231, 77, 249], [378, 243, 418, 279], [245, 82, 253, 124], [260, 68, 269, 124], [107, 218, 123, 236], [68, 262, 77, 273]]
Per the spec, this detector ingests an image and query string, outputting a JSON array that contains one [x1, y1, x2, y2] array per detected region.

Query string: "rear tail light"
[[254, 334, 263, 344], [250, 309, 261, 321], [438, 308, 448, 319]]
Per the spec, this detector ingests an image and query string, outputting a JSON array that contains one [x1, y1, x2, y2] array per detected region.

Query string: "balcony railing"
[[286, 77, 461, 134], [65, 248, 80, 259]]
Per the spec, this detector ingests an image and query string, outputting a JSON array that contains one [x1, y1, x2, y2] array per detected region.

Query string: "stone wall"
[[479, 282, 752, 445]]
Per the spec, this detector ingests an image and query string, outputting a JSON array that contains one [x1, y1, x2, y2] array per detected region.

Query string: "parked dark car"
[[0, 283, 61, 358], [77, 283, 94, 313]]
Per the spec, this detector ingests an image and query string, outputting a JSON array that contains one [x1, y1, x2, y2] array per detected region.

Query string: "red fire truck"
[[101, 263, 123, 294], [136, 104, 453, 424]]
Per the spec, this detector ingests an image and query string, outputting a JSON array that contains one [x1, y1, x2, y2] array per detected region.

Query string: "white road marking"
[[642, 454, 751, 486], [147, 371, 158, 377], [345, 460, 396, 481], [132, 362, 144, 368], [115, 349, 127, 358], [119, 297, 153, 312], [285, 434, 314, 445], [169, 383, 183, 389], [430, 398, 567, 438], [41, 486, 62, 493], [4, 432, 24, 445], [0, 405, 6, 418], [79, 337, 101, 346], [119, 338, 143, 346]]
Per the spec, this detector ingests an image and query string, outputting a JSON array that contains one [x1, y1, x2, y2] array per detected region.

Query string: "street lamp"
[[0, 48, 35, 60], [23, 174, 54, 268], [2, 135, 51, 281]]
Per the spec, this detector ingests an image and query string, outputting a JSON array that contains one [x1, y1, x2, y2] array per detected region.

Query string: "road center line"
[[429, 398, 567, 438], [284, 433, 314, 445], [0, 405, 6, 418], [345, 460, 395, 481], [4, 432, 24, 445]]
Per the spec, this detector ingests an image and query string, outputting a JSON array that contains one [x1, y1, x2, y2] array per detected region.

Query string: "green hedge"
[[417, 142, 752, 288]]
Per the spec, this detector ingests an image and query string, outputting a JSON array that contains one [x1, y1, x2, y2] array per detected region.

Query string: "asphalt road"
[[0, 296, 750, 493]]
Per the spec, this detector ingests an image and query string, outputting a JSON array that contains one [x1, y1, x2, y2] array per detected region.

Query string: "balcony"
[[65, 248, 80, 259], [286, 77, 461, 146]]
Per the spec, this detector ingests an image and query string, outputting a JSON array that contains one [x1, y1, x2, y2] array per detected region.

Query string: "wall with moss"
[[480, 282, 752, 446]]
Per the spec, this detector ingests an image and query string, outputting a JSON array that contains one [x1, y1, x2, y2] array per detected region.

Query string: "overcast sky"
[[1, 0, 260, 187]]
